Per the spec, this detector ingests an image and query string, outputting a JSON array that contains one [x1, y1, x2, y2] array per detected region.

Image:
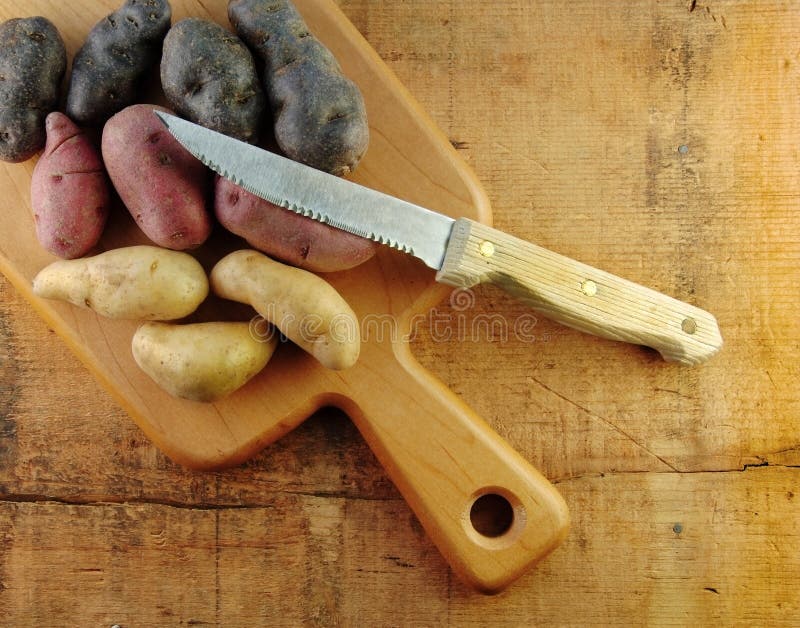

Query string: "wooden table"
[[1, 0, 797, 624]]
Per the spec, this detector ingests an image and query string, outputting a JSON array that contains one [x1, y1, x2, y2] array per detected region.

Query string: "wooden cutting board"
[[0, 0, 568, 592]]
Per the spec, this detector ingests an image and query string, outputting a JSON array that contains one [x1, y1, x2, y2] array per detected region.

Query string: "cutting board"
[[0, 0, 568, 592]]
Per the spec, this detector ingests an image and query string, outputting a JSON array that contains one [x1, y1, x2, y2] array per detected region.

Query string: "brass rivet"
[[681, 317, 697, 334], [581, 279, 598, 297], [479, 240, 495, 257]]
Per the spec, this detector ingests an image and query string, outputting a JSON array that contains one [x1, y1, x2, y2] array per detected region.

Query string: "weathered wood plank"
[[0, 0, 797, 622], [0, 467, 796, 624], [347, 0, 800, 478], [452, 466, 800, 625]]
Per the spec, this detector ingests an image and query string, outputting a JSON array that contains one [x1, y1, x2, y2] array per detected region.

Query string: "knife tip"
[[153, 109, 171, 128]]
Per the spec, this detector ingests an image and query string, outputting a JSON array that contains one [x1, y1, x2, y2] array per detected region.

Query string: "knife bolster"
[[435, 218, 489, 289]]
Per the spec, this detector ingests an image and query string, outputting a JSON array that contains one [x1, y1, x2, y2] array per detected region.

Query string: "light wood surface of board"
[[1, 0, 798, 624]]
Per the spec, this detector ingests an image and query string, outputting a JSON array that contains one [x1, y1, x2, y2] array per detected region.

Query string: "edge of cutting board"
[[0, 0, 493, 470]]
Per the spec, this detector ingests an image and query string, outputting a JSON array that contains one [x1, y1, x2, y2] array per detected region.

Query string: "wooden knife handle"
[[436, 218, 723, 365], [341, 347, 569, 593]]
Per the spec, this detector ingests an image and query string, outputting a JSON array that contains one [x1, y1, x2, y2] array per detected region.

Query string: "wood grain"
[[0, 0, 572, 592], [1, 0, 799, 623], [436, 218, 723, 365], [0, 468, 796, 624], [0, 0, 492, 472]]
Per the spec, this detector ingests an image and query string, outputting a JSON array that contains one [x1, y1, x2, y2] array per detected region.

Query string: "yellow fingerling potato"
[[32, 245, 208, 320], [132, 321, 277, 402], [210, 250, 360, 370]]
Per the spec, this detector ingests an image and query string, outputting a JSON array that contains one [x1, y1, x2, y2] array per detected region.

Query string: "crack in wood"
[[529, 375, 681, 473], [554, 462, 800, 484], [0, 490, 405, 510]]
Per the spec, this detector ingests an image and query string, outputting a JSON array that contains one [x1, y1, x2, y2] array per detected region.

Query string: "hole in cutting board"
[[470, 493, 514, 538]]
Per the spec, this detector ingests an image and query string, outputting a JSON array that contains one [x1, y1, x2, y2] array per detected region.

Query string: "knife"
[[156, 111, 722, 365]]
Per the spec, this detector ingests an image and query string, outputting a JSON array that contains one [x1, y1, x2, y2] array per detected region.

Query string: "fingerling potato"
[[215, 177, 376, 272], [211, 249, 359, 370], [0, 17, 66, 162], [132, 321, 278, 401], [228, 0, 369, 176], [31, 112, 110, 259], [32, 245, 208, 320], [102, 104, 212, 250], [66, 0, 172, 125], [161, 18, 265, 143]]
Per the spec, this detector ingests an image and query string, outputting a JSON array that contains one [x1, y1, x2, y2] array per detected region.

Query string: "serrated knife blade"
[[156, 111, 722, 365], [154, 111, 454, 270]]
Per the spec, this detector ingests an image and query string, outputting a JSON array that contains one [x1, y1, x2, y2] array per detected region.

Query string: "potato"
[[161, 18, 265, 143], [132, 321, 278, 401], [102, 104, 212, 250], [0, 17, 66, 163], [215, 177, 376, 272], [30, 112, 110, 259], [211, 249, 359, 370], [32, 245, 208, 320], [228, 0, 369, 176], [66, 0, 172, 125]]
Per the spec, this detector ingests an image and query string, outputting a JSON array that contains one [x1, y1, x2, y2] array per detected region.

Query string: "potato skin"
[[32, 245, 208, 320], [228, 0, 369, 176], [215, 177, 376, 272], [211, 250, 360, 370], [132, 321, 278, 402], [102, 104, 212, 250], [0, 17, 66, 163], [66, 0, 172, 126], [30, 112, 110, 259], [161, 18, 265, 143]]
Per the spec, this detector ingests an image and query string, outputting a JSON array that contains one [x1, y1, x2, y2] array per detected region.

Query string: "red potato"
[[215, 176, 376, 273], [30, 112, 110, 259], [102, 105, 211, 250]]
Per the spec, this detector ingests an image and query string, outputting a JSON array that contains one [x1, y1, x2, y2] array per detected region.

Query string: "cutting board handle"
[[341, 346, 569, 593]]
